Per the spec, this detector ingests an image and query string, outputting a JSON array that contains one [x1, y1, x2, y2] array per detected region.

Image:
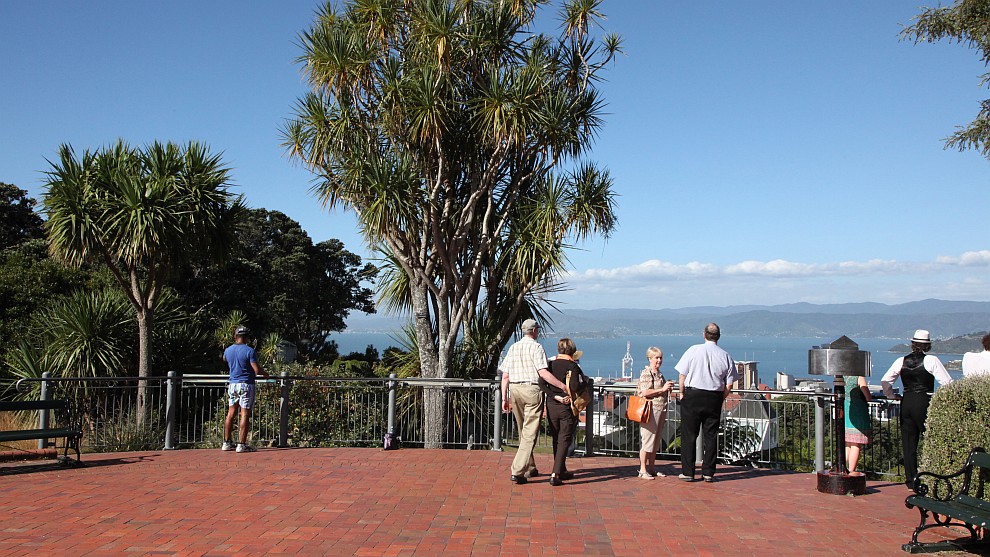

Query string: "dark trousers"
[[680, 388, 724, 477], [546, 401, 577, 476], [900, 392, 931, 483]]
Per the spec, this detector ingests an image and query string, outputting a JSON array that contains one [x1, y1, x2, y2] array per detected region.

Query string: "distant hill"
[[536, 299, 990, 339], [889, 331, 988, 354], [344, 299, 990, 340]]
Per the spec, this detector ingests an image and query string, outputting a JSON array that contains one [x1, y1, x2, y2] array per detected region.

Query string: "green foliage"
[[171, 209, 377, 361], [920, 374, 990, 501], [0, 239, 99, 367], [902, 0, 990, 158], [42, 140, 245, 381], [283, 0, 622, 398], [0, 183, 44, 250]]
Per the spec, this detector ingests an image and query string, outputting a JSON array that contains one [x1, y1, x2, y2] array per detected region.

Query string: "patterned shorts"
[[228, 383, 256, 409]]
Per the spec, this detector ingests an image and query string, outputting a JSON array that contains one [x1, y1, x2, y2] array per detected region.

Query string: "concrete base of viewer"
[[817, 470, 867, 496]]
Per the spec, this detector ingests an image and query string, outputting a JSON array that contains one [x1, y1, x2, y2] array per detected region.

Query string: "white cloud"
[[558, 251, 990, 308], [936, 250, 990, 267]]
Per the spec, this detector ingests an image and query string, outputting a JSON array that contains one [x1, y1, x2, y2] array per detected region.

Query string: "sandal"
[[638, 471, 655, 480], [650, 469, 667, 477]]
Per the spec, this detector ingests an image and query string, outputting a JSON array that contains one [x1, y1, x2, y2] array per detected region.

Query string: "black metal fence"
[[10, 373, 905, 479]]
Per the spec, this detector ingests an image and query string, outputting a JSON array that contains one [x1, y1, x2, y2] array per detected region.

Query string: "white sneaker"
[[221, 441, 235, 451], [235, 443, 256, 453]]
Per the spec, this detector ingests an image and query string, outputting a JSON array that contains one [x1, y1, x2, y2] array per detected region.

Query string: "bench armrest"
[[912, 447, 986, 500]]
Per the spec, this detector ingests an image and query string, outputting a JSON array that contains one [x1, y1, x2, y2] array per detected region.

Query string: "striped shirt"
[[499, 336, 548, 384]]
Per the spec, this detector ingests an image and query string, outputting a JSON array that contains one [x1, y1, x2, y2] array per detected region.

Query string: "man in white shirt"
[[675, 323, 738, 483], [961, 334, 990, 377]]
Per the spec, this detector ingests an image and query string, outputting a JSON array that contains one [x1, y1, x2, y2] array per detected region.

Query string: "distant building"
[[775, 371, 795, 390]]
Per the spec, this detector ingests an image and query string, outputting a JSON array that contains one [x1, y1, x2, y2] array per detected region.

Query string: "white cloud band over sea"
[[559, 250, 990, 309]]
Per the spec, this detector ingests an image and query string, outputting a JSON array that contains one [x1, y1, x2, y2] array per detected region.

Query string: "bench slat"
[[908, 496, 990, 529], [0, 428, 82, 443], [0, 400, 69, 412]]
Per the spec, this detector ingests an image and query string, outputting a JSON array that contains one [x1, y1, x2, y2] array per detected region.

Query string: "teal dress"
[[844, 376, 871, 443]]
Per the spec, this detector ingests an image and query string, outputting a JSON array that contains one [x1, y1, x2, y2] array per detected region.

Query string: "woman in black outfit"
[[540, 338, 581, 486]]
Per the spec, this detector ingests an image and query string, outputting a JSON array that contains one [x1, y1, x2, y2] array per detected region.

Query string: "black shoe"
[[550, 474, 563, 486], [510, 475, 528, 485], [526, 469, 540, 478], [560, 471, 575, 481]]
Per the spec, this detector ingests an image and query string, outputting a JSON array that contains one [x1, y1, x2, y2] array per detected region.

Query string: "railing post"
[[387, 373, 397, 437], [278, 371, 291, 448], [164, 371, 179, 450], [38, 371, 51, 450], [492, 376, 503, 451], [584, 379, 595, 457], [814, 387, 826, 473]]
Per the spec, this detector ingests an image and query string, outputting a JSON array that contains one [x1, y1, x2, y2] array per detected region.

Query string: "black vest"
[[900, 352, 935, 394]]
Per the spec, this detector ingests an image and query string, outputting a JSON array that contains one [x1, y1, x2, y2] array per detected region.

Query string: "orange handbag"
[[626, 395, 651, 423]]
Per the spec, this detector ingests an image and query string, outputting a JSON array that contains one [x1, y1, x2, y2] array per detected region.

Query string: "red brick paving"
[[0, 448, 968, 556]]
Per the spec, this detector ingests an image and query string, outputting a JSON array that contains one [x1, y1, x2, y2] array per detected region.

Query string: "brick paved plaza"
[[0, 448, 970, 556]]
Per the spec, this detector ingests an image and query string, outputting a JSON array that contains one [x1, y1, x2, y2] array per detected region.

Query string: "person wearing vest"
[[880, 329, 953, 488]]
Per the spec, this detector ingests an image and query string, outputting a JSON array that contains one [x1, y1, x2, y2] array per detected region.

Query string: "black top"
[[900, 352, 935, 395], [540, 357, 582, 405]]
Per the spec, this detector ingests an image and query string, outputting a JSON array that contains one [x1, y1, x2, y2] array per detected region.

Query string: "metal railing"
[[10, 373, 905, 479]]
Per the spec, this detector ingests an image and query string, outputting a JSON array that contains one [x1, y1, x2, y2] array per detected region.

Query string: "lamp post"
[[808, 336, 870, 496]]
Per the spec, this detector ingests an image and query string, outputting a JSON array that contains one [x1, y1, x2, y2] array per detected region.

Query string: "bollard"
[[492, 382, 503, 451], [164, 371, 178, 450], [38, 371, 51, 450], [278, 371, 291, 448], [814, 387, 826, 473]]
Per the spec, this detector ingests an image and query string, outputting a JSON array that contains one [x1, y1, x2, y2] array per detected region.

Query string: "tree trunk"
[[135, 307, 153, 427], [410, 276, 446, 448]]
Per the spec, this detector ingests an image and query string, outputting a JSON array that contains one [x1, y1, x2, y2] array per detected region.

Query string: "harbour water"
[[329, 332, 967, 383]]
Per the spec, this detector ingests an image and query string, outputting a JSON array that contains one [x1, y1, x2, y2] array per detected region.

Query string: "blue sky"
[[2, 1, 989, 311]]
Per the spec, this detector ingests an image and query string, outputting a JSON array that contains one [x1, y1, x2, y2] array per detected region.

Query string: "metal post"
[[814, 387, 826, 473], [38, 371, 51, 450], [164, 371, 178, 450], [492, 378, 503, 451], [583, 378, 595, 457], [387, 373, 397, 436], [278, 371, 291, 448]]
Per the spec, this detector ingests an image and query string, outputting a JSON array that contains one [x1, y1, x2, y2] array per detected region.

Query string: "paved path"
[[0, 448, 968, 556]]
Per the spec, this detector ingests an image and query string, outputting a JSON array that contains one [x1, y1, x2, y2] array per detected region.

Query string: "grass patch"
[[0, 411, 42, 451]]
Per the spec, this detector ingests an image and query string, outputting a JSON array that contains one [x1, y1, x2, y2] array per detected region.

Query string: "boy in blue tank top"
[[222, 326, 269, 453]]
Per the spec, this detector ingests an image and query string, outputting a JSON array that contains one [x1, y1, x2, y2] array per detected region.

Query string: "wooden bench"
[[0, 400, 82, 465], [903, 446, 989, 553]]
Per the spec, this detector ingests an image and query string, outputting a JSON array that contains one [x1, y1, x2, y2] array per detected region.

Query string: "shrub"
[[920, 374, 990, 501]]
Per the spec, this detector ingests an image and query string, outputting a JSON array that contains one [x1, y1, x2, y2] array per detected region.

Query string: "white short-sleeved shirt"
[[674, 340, 738, 391], [499, 336, 548, 384], [962, 350, 990, 377]]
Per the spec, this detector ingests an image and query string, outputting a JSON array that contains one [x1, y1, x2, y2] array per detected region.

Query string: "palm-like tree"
[[283, 0, 620, 447], [43, 140, 244, 419]]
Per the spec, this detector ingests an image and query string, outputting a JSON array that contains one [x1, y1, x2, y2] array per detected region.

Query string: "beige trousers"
[[509, 383, 543, 476]]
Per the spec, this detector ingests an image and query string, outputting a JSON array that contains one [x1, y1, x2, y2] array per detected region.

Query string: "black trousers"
[[546, 401, 577, 476], [680, 387, 724, 477], [900, 392, 931, 483]]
